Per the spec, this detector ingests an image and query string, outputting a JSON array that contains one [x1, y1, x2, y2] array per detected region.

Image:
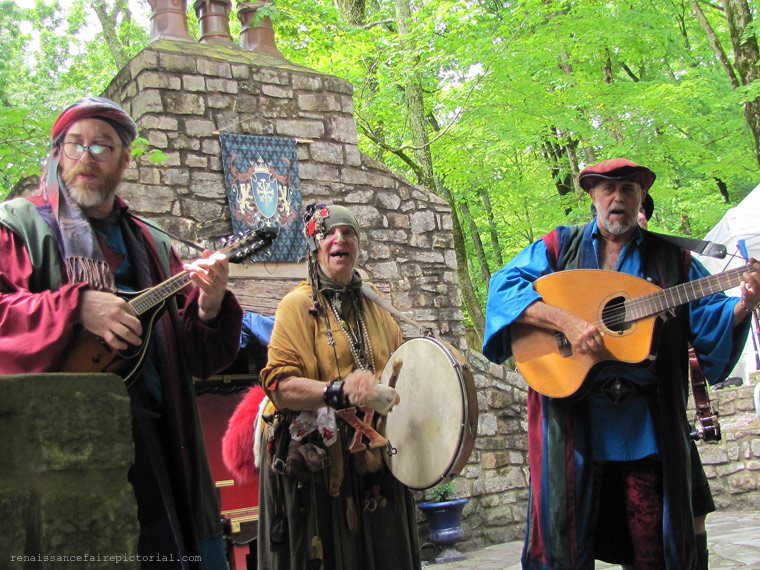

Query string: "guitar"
[[60, 228, 277, 386], [511, 263, 754, 399]]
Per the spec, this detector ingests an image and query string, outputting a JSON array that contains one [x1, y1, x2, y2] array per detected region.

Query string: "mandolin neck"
[[625, 262, 752, 322], [128, 271, 191, 316]]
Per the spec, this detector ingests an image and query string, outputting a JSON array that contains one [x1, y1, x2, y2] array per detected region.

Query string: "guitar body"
[[511, 270, 663, 399], [60, 293, 166, 387]]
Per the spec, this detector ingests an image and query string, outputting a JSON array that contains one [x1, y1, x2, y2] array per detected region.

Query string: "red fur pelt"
[[222, 385, 267, 484]]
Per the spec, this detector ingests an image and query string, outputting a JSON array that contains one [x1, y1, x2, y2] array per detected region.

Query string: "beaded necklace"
[[327, 294, 376, 374]]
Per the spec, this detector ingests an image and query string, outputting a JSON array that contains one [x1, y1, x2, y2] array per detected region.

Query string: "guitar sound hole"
[[601, 296, 631, 334]]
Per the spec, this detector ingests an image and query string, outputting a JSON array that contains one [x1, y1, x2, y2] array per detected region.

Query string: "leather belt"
[[593, 376, 655, 406]]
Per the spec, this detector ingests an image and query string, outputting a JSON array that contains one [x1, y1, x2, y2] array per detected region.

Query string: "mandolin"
[[60, 227, 276, 386], [511, 264, 754, 399]]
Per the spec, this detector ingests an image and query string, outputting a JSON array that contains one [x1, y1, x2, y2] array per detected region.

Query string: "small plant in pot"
[[417, 479, 468, 563]]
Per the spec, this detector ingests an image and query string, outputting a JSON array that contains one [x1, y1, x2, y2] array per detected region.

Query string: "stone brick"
[[276, 119, 325, 139], [131, 89, 164, 120], [182, 199, 225, 222], [298, 92, 342, 112], [478, 413, 498, 436], [410, 209, 437, 233], [168, 133, 201, 151], [159, 52, 198, 73], [122, 185, 176, 213], [323, 76, 353, 95], [365, 261, 399, 280], [182, 74, 207, 92], [197, 58, 232, 78], [328, 115, 359, 144], [340, 167, 395, 188], [298, 161, 339, 181], [140, 115, 178, 131], [202, 138, 222, 155], [377, 191, 402, 210], [309, 141, 344, 164], [208, 93, 233, 108], [252, 68, 292, 86], [162, 169, 190, 186], [128, 49, 159, 76], [137, 71, 181, 90], [190, 171, 227, 198], [231, 64, 251, 80], [185, 154, 208, 168], [185, 118, 217, 137], [164, 93, 205, 115], [207, 77, 239, 93], [292, 74, 324, 91], [263, 83, 294, 99], [147, 130, 168, 149], [345, 144, 361, 166]]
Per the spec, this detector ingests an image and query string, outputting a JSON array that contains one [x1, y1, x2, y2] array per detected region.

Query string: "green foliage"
[[427, 480, 455, 503], [131, 137, 168, 164]]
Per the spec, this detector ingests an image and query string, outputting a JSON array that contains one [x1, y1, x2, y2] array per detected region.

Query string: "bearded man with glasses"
[[0, 97, 243, 568]]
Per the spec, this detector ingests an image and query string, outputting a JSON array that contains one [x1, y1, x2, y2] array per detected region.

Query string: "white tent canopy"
[[696, 183, 760, 383]]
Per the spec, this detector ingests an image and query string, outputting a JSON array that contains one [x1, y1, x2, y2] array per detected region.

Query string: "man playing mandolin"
[[483, 158, 760, 570], [0, 97, 243, 568]]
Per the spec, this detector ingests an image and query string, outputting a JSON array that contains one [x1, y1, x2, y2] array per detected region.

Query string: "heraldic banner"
[[219, 133, 305, 262]]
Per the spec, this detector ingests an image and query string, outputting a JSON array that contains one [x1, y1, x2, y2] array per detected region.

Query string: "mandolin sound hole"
[[601, 296, 631, 335]]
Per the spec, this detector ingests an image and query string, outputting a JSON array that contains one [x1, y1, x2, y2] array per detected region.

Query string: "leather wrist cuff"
[[323, 380, 350, 408]]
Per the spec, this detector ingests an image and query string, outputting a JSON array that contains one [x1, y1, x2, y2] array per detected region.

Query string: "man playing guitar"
[[0, 97, 243, 568], [483, 158, 760, 570]]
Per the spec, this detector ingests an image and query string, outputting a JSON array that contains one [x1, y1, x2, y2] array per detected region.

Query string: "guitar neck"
[[625, 262, 752, 321], [128, 271, 191, 315]]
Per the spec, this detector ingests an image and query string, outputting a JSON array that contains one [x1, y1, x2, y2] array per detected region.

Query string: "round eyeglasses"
[[61, 142, 119, 162]]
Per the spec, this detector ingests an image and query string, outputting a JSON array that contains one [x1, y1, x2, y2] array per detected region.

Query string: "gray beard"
[[69, 184, 115, 210], [599, 213, 637, 235]]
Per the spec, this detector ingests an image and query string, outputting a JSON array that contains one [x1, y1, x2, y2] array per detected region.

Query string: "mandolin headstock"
[[221, 224, 280, 265]]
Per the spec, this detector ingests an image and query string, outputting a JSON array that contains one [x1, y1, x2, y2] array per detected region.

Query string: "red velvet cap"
[[578, 158, 656, 193]]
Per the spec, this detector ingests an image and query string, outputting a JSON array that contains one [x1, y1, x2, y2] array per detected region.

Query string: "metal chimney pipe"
[[194, 0, 235, 45], [238, 1, 284, 58], [147, 0, 193, 43]]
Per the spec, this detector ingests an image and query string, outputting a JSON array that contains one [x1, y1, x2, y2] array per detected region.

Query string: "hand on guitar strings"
[[738, 259, 760, 322], [79, 289, 143, 351], [344, 369, 400, 415], [566, 315, 605, 355], [185, 250, 230, 323]]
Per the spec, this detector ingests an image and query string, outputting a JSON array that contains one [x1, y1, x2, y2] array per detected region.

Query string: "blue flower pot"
[[417, 498, 468, 543]]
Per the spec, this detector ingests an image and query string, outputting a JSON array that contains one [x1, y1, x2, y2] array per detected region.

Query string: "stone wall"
[[0, 374, 138, 569], [691, 385, 760, 511]]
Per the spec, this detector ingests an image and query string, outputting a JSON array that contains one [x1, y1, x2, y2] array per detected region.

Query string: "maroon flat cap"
[[578, 158, 656, 193]]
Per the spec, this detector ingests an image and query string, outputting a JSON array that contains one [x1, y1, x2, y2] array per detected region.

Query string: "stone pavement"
[[427, 510, 760, 570]]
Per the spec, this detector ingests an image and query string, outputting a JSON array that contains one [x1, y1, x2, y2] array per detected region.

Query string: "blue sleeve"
[[688, 257, 749, 384], [482, 239, 554, 364], [240, 312, 275, 348]]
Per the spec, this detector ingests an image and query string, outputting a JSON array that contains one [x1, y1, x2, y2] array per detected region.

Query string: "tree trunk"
[[460, 199, 491, 290], [393, 0, 486, 339], [691, 0, 760, 168], [90, 0, 129, 68], [482, 189, 503, 267]]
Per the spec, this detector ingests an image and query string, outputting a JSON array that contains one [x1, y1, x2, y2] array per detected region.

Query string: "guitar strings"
[[584, 262, 752, 332]]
